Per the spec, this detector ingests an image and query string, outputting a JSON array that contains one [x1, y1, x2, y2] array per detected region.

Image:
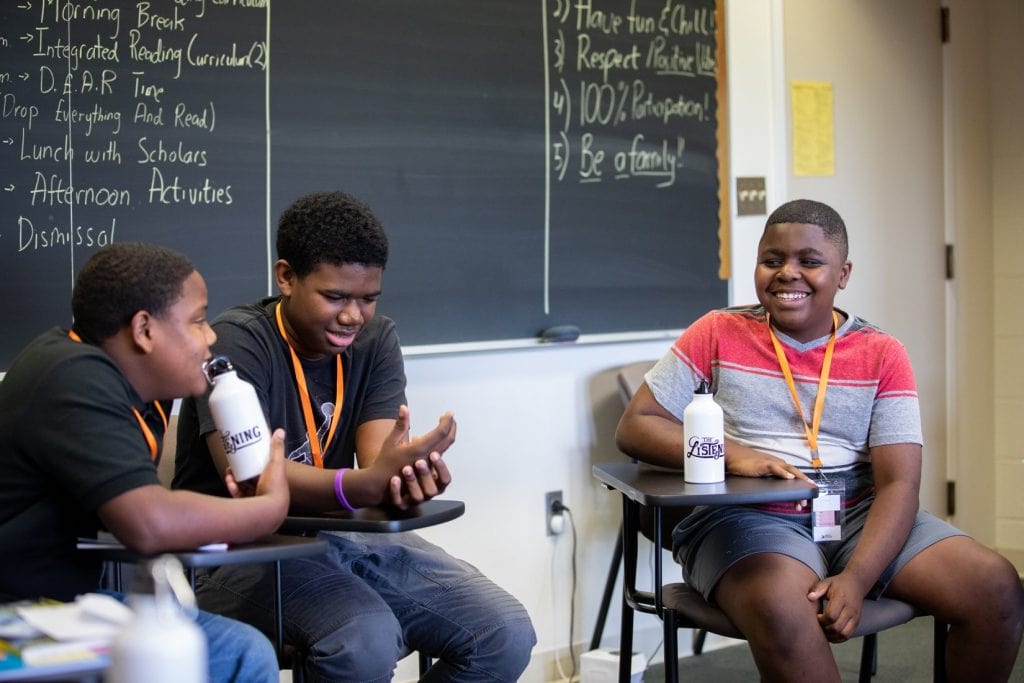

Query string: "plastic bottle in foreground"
[[108, 556, 207, 683]]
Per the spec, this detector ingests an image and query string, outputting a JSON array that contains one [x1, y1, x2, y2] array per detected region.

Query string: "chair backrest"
[[617, 360, 655, 407]]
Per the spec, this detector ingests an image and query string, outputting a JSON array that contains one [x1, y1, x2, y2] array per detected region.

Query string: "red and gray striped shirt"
[[646, 305, 922, 511]]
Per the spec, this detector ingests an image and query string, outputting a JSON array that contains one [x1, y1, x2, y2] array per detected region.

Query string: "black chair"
[[593, 361, 949, 683]]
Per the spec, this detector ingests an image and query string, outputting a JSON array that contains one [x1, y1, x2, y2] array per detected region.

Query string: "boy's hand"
[[726, 446, 812, 482], [375, 406, 456, 472], [386, 451, 453, 509], [807, 572, 867, 643], [724, 443, 816, 509], [225, 429, 290, 515], [373, 406, 456, 508]]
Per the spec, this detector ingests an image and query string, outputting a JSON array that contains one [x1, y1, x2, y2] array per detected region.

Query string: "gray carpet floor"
[[644, 617, 1024, 682]]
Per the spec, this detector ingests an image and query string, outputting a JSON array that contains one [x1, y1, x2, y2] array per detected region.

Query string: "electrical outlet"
[[545, 490, 564, 536]]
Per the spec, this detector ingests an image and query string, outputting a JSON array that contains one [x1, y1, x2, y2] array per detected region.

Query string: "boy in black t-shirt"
[[0, 243, 290, 683], [174, 191, 536, 682]]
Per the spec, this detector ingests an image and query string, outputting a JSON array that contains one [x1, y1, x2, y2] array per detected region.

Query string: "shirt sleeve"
[[355, 319, 407, 425], [645, 311, 718, 420], [868, 337, 924, 447]]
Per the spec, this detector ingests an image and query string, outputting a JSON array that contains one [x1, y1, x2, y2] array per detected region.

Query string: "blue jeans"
[[195, 531, 536, 683], [107, 591, 278, 683], [196, 609, 280, 683]]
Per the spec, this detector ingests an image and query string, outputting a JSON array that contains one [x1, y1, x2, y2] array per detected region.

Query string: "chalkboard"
[[0, 0, 728, 368]]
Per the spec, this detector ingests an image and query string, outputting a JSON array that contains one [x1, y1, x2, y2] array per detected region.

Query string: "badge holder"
[[811, 477, 845, 542]]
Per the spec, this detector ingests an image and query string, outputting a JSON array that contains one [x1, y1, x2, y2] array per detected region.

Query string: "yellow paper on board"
[[791, 81, 835, 176]]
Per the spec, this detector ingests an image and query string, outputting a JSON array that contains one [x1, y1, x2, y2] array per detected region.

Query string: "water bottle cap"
[[202, 355, 235, 385], [695, 380, 711, 394]]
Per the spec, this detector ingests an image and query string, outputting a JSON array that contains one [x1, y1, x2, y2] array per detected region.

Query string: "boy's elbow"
[[614, 418, 638, 458], [114, 520, 169, 556]]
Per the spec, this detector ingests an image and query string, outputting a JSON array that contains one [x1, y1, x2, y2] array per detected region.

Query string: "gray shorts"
[[672, 495, 966, 602]]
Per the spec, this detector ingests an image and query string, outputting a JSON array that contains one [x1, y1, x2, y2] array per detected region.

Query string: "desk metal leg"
[[274, 560, 284, 656], [590, 528, 623, 651], [619, 496, 637, 683]]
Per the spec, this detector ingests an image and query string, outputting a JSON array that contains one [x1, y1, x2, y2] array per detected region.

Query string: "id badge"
[[811, 478, 845, 542]]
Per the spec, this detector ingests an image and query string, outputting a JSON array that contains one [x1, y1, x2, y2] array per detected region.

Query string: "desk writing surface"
[[76, 534, 327, 569], [280, 499, 465, 535], [593, 462, 818, 507], [0, 0, 728, 367]]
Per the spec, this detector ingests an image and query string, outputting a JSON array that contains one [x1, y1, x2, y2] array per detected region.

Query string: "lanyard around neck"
[[766, 311, 838, 471], [274, 301, 343, 468], [67, 329, 167, 461]]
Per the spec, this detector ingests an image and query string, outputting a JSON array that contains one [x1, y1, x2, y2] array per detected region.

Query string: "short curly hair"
[[764, 199, 848, 261], [276, 191, 389, 277], [71, 243, 195, 343]]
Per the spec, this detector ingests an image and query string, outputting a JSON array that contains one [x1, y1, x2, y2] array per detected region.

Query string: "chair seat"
[[662, 583, 920, 641], [662, 583, 743, 638], [851, 597, 919, 637]]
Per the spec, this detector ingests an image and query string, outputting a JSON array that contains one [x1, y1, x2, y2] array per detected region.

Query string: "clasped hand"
[[377, 405, 456, 509], [807, 572, 867, 643]]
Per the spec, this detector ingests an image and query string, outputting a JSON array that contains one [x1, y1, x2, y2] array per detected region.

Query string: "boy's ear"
[[838, 260, 853, 290], [274, 259, 296, 297], [129, 310, 156, 353]]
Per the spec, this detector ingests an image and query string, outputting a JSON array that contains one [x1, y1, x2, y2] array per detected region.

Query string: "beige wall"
[[784, 0, 948, 512], [990, 0, 1024, 559], [945, 0, 996, 544], [945, 0, 1022, 566]]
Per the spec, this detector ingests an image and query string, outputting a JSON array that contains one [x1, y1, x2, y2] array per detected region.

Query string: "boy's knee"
[[986, 557, 1024, 622], [474, 614, 537, 675], [304, 610, 404, 682]]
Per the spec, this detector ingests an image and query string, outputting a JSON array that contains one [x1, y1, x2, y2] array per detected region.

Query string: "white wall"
[[402, 338, 671, 681]]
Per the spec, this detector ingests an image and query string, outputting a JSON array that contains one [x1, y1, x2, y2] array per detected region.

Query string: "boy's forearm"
[[102, 486, 287, 554], [839, 480, 918, 595], [282, 460, 392, 513]]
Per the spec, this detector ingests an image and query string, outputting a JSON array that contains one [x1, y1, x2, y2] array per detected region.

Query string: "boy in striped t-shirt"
[[616, 199, 1022, 681]]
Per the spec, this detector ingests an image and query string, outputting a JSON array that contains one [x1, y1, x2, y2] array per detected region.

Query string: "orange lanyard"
[[766, 311, 838, 472], [274, 301, 343, 468], [67, 329, 167, 461]]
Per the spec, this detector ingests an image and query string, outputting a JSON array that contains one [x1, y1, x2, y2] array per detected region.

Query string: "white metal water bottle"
[[204, 355, 270, 489], [682, 380, 725, 483], [108, 556, 207, 683]]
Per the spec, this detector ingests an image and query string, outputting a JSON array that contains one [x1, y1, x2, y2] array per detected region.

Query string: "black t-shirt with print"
[[172, 297, 407, 497]]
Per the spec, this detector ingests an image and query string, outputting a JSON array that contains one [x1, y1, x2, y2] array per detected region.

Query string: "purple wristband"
[[333, 468, 355, 512]]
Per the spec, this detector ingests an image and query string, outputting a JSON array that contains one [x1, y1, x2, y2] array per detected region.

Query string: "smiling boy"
[[173, 191, 535, 682], [616, 199, 1023, 681]]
